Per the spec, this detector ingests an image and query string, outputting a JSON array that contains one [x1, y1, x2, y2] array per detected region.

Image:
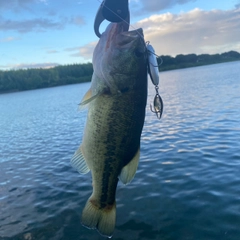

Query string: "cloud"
[[2, 62, 60, 70], [0, 14, 86, 33], [132, 8, 240, 56], [79, 42, 97, 59], [71, 16, 86, 26], [0, 0, 34, 9], [46, 50, 58, 54], [0, 17, 65, 33], [0, 36, 19, 42], [132, 0, 196, 14], [0, 0, 47, 13], [38, 0, 48, 4], [66, 42, 97, 60]]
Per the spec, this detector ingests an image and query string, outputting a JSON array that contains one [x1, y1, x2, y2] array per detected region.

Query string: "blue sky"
[[0, 0, 240, 70]]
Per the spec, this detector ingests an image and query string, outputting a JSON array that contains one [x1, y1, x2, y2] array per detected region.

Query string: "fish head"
[[92, 22, 148, 94]]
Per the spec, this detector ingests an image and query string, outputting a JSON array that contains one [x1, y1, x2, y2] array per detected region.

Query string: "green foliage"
[[0, 63, 93, 93], [158, 51, 240, 71]]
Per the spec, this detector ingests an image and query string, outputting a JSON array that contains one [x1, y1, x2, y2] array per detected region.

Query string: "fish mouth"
[[118, 28, 143, 40], [105, 22, 144, 47], [116, 26, 144, 47]]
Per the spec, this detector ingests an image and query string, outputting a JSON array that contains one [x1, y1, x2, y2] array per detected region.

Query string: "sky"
[[0, 0, 240, 70]]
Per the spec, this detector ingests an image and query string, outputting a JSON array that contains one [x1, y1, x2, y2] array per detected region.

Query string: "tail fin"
[[81, 197, 116, 238]]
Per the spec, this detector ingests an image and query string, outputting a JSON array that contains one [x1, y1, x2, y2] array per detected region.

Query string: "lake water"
[[0, 61, 240, 240]]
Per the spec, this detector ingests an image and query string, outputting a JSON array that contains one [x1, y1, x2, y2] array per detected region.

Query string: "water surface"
[[0, 61, 240, 240]]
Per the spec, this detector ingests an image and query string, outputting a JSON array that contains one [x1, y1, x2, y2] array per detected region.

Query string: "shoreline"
[[0, 58, 239, 95]]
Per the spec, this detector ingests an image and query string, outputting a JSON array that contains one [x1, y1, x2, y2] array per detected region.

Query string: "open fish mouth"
[[120, 28, 143, 36], [118, 25, 143, 39], [116, 28, 145, 51], [104, 22, 144, 44], [116, 29, 146, 56], [116, 34, 142, 47]]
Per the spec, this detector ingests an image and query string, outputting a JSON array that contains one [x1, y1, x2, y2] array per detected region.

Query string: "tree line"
[[0, 51, 240, 93], [0, 63, 93, 93], [158, 50, 240, 71]]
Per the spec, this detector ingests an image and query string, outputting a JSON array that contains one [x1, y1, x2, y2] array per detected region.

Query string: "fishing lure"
[[146, 43, 163, 119]]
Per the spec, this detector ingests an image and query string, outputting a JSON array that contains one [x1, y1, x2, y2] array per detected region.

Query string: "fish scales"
[[71, 22, 148, 238], [90, 92, 146, 204]]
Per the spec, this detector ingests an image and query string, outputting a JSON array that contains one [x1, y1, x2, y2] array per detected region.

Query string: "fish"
[[71, 22, 148, 238]]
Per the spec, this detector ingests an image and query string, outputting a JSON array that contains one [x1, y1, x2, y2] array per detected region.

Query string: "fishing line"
[[146, 41, 163, 67], [96, 0, 162, 67]]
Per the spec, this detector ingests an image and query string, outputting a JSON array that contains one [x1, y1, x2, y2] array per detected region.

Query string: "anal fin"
[[71, 146, 90, 174], [119, 148, 140, 184]]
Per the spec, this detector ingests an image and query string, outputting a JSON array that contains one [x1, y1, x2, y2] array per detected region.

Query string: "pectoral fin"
[[71, 146, 90, 174], [119, 148, 140, 184], [78, 88, 99, 110]]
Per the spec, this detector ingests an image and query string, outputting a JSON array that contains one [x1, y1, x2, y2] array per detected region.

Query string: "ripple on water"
[[1, 63, 240, 239]]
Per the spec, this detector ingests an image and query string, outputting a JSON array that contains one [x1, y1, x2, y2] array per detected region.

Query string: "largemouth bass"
[[71, 22, 148, 237]]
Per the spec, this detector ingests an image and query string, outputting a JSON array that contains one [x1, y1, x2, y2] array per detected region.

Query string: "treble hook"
[[150, 86, 163, 119]]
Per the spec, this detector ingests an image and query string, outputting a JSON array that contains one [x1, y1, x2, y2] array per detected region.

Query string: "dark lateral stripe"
[[100, 104, 120, 207]]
